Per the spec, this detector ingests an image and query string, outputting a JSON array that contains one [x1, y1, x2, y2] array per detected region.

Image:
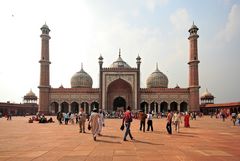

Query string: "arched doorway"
[[61, 102, 69, 113], [113, 96, 126, 111], [160, 102, 168, 113], [81, 102, 89, 114], [107, 79, 132, 112], [140, 102, 148, 112], [180, 102, 188, 112], [170, 102, 178, 111], [91, 102, 99, 112], [50, 102, 59, 114], [150, 102, 158, 113], [71, 102, 79, 113]]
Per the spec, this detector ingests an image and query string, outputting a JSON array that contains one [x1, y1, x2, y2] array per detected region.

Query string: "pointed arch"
[[61, 102, 69, 113], [180, 102, 188, 112], [71, 102, 79, 113], [170, 102, 178, 111], [50, 102, 59, 114]]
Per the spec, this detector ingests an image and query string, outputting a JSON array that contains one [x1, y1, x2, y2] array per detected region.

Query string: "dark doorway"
[[71, 102, 79, 113], [180, 102, 188, 112], [113, 96, 126, 111], [140, 102, 148, 113], [50, 102, 59, 114], [91, 102, 99, 112], [170, 102, 178, 111], [61, 102, 69, 113], [160, 102, 168, 113]]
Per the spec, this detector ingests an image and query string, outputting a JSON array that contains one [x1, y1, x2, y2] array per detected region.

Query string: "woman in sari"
[[184, 112, 190, 128]]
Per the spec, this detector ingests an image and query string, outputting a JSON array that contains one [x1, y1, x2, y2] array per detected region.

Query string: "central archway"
[[113, 96, 126, 111], [107, 78, 132, 112]]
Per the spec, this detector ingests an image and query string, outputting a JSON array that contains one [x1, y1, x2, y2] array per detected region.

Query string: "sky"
[[0, 0, 239, 104]]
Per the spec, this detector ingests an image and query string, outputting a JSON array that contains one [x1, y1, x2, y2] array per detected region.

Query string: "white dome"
[[146, 64, 168, 88], [110, 49, 131, 68], [71, 66, 93, 88], [201, 89, 214, 99]]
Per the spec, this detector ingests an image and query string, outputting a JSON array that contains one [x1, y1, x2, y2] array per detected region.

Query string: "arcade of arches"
[[50, 101, 99, 114], [140, 101, 188, 113]]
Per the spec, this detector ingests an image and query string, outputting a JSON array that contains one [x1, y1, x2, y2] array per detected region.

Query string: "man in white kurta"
[[89, 108, 100, 141]]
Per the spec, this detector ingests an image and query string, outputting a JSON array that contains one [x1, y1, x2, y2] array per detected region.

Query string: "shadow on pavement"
[[133, 139, 164, 145], [96, 139, 121, 144], [101, 134, 121, 139]]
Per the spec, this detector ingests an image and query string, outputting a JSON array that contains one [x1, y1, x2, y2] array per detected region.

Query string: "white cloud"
[[145, 0, 169, 12], [170, 8, 191, 32], [218, 4, 240, 42]]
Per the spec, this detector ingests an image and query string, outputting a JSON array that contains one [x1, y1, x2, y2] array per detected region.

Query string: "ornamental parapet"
[[102, 67, 138, 72], [140, 88, 189, 93], [50, 88, 99, 93]]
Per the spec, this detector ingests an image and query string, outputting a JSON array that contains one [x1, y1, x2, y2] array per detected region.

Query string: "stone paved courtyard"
[[0, 116, 239, 161]]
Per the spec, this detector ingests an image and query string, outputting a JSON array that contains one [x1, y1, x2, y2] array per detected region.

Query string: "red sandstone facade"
[[188, 23, 200, 112], [38, 24, 51, 114], [38, 23, 201, 114], [0, 90, 38, 116]]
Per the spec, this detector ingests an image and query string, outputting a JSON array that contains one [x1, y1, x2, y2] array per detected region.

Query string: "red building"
[[38, 23, 201, 114], [0, 89, 38, 116], [200, 89, 240, 114]]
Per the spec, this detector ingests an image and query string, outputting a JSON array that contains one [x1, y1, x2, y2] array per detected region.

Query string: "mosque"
[[38, 23, 200, 114]]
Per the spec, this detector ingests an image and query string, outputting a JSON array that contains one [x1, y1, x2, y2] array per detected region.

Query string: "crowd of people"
[[14, 107, 239, 141]]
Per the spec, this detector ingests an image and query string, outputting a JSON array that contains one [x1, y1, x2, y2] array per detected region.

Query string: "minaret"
[[38, 23, 51, 114], [136, 54, 141, 110], [188, 22, 200, 112], [98, 54, 103, 110]]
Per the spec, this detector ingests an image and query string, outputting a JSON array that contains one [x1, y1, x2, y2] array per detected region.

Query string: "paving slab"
[[0, 116, 239, 161]]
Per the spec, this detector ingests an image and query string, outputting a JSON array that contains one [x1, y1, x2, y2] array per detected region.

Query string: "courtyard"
[[0, 116, 239, 161]]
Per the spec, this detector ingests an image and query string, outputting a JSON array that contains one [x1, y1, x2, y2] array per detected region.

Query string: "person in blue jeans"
[[122, 106, 134, 141]]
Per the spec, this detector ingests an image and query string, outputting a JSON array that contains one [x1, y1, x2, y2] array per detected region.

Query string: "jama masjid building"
[[38, 23, 200, 115]]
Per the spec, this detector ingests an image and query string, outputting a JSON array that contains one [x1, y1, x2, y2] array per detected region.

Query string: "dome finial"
[[206, 88, 208, 92], [155, 62, 160, 72], [193, 21, 194, 25], [80, 62, 84, 72], [119, 48, 121, 57]]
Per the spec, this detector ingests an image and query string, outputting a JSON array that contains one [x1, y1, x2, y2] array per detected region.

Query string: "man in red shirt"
[[122, 106, 134, 141]]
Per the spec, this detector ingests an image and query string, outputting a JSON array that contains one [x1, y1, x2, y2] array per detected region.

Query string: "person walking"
[[122, 106, 134, 141], [98, 109, 105, 136], [231, 112, 237, 126], [69, 112, 75, 124], [138, 110, 147, 132], [147, 111, 153, 131], [237, 113, 240, 126], [57, 111, 63, 124], [184, 112, 190, 127], [88, 108, 100, 141], [172, 111, 182, 133], [166, 110, 172, 134], [64, 112, 69, 125], [78, 107, 87, 133]]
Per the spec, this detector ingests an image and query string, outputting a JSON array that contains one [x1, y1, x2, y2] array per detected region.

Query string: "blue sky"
[[0, 0, 239, 103]]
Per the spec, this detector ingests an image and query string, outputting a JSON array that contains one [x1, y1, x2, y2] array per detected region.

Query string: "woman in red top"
[[184, 112, 190, 128]]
